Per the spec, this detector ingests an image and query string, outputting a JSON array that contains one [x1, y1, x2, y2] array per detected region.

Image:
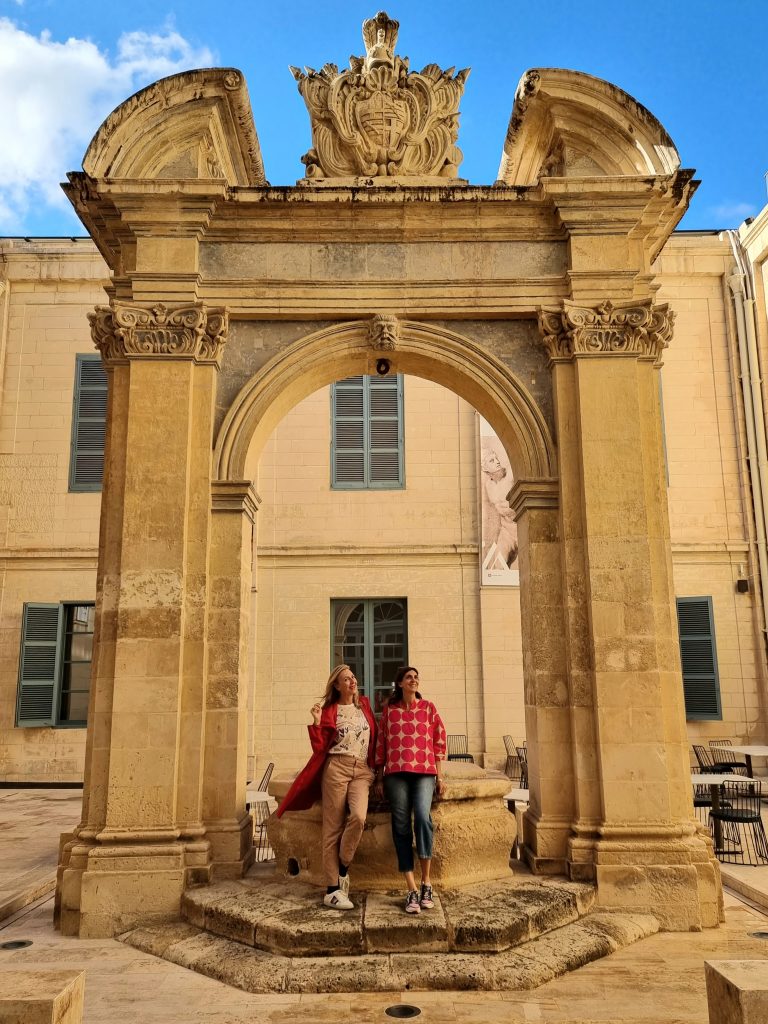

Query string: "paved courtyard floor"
[[1, 788, 767, 1023]]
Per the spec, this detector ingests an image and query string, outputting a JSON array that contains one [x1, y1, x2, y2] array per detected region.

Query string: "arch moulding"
[[214, 318, 557, 486]]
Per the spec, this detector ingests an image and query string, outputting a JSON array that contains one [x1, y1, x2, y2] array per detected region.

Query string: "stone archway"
[[56, 17, 722, 938]]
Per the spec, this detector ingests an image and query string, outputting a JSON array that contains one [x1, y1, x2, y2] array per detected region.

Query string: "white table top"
[[709, 744, 768, 756], [245, 789, 273, 803], [503, 789, 530, 801], [690, 773, 743, 785]]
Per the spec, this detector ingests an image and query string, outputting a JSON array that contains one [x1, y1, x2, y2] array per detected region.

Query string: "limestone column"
[[537, 299, 722, 930], [57, 302, 227, 937], [509, 479, 575, 871], [204, 481, 260, 877]]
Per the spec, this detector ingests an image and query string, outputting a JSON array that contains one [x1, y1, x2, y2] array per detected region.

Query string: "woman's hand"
[[310, 703, 322, 726], [435, 776, 446, 798]]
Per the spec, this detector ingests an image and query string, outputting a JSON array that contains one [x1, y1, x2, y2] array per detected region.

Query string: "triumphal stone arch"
[[56, 12, 722, 938]]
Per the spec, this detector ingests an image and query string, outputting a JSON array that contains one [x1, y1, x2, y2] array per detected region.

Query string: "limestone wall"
[[0, 240, 105, 781]]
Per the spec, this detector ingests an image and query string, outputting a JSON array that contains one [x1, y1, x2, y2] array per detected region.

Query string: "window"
[[16, 603, 95, 727], [331, 375, 404, 488], [331, 599, 408, 712], [69, 354, 108, 491], [676, 597, 722, 720]]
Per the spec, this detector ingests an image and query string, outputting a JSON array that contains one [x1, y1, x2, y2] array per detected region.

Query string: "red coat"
[[276, 697, 377, 816]]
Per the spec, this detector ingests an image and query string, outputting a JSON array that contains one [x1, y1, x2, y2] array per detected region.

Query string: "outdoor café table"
[[245, 788, 272, 812], [709, 743, 768, 779], [503, 788, 529, 860], [690, 772, 743, 852]]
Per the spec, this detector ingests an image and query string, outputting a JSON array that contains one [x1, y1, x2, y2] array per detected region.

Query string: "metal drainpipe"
[[727, 232, 768, 646]]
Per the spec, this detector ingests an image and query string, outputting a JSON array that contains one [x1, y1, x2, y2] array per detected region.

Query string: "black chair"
[[708, 739, 749, 775], [709, 779, 768, 865], [256, 762, 274, 792], [253, 800, 273, 862], [503, 735, 519, 779], [447, 735, 474, 763], [693, 744, 735, 775], [516, 742, 528, 788]]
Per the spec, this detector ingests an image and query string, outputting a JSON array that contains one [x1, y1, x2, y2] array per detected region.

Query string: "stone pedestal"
[[267, 763, 515, 890], [706, 961, 768, 1024], [0, 971, 84, 1024]]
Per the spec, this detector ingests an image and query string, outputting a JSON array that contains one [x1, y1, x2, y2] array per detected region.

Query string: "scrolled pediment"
[[82, 68, 266, 186], [497, 68, 682, 186]]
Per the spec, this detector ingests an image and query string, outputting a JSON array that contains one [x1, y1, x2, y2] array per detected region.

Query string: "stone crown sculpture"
[[290, 11, 470, 181]]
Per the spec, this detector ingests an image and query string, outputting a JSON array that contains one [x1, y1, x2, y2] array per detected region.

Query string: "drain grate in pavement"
[[749, 930, 768, 939], [385, 1007, 421, 1019], [0, 939, 33, 950]]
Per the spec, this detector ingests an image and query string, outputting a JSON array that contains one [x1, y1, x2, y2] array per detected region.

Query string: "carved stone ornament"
[[368, 313, 399, 350], [88, 303, 228, 366], [290, 11, 469, 180], [537, 300, 674, 365]]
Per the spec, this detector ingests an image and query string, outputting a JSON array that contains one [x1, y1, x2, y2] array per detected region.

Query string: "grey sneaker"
[[324, 889, 353, 910], [419, 883, 434, 909], [338, 873, 350, 898], [405, 889, 421, 914]]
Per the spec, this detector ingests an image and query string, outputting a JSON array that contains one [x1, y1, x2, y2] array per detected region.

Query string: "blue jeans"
[[384, 772, 436, 872]]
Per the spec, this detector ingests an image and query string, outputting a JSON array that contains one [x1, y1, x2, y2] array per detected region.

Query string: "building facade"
[[1, 222, 767, 785]]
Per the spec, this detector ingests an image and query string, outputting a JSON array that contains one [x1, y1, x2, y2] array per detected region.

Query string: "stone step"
[[180, 876, 596, 956], [120, 909, 660, 993]]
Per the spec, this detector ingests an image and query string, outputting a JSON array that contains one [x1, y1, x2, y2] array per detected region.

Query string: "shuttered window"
[[69, 354, 108, 491], [16, 603, 94, 728], [331, 375, 404, 488], [676, 597, 722, 721]]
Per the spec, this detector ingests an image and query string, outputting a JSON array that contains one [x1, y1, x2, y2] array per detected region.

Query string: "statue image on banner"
[[479, 416, 519, 586]]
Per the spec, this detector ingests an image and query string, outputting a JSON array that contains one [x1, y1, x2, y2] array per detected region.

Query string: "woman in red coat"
[[277, 664, 377, 909]]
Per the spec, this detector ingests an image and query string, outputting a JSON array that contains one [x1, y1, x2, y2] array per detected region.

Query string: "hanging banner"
[[479, 416, 519, 586]]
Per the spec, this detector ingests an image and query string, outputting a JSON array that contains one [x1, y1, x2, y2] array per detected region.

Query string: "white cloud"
[[0, 19, 215, 231], [710, 201, 757, 224]]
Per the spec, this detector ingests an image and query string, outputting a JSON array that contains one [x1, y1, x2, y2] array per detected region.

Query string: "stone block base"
[[0, 970, 84, 1024], [267, 764, 515, 890], [706, 961, 768, 1023]]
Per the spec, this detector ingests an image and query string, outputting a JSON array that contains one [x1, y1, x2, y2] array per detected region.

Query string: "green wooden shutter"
[[368, 376, 403, 485], [676, 597, 722, 720], [331, 375, 403, 488], [69, 354, 108, 491], [16, 603, 64, 727]]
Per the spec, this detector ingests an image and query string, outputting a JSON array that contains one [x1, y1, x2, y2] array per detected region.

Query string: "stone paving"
[[1, 788, 768, 1022]]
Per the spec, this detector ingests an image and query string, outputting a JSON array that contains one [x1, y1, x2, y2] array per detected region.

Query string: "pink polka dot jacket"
[[374, 698, 447, 776]]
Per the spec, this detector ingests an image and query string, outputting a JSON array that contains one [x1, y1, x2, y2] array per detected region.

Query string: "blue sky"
[[1, 0, 766, 235]]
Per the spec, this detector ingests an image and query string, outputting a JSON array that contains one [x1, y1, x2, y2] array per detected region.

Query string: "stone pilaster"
[[57, 301, 227, 938], [508, 479, 574, 872], [203, 481, 260, 878], [535, 299, 722, 930]]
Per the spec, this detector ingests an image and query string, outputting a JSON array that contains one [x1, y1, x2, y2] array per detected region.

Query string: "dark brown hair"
[[390, 665, 422, 704]]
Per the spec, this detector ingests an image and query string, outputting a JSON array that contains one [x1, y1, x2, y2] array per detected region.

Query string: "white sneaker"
[[338, 873, 350, 898], [324, 889, 354, 910]]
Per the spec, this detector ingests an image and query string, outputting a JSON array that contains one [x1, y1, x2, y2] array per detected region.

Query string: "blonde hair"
[[321, 664, 360, 708]]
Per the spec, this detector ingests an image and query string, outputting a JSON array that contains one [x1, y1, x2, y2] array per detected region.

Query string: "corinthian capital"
[[537, 299, 674, 365], [88, 302, 228, 367]]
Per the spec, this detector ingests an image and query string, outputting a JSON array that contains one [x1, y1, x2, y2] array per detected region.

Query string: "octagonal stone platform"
[[120, 868, 661, 993]]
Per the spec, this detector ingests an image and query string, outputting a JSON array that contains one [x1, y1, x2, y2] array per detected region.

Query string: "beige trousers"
[[321, 754, 374, 886]]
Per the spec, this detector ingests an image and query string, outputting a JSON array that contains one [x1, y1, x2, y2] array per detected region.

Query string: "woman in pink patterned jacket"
[[374, 665, 447, 915]]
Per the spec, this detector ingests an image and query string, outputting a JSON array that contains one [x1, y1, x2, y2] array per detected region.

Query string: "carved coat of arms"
[[290, 12, 470, 180]]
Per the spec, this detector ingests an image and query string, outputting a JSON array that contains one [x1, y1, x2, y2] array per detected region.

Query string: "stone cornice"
[[508, 479, 559, 520], [537, 299, 674, 365], [89, 302, 228, 366]]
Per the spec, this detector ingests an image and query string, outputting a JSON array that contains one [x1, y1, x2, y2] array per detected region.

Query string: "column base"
[[56, 830, 214, 938], [568, 824, 724, 931], [521, 809, 570, 875], [204, 813, 255, 880]]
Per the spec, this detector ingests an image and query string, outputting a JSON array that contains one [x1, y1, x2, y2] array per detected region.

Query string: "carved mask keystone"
[[290, 12, 470, 181], [368, 313, 400, 350]]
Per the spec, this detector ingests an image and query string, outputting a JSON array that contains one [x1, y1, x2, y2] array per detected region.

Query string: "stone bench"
[[706, 961, 768, 1023], [0, 970, 84, 1024], [267, 761, 515, 889]]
